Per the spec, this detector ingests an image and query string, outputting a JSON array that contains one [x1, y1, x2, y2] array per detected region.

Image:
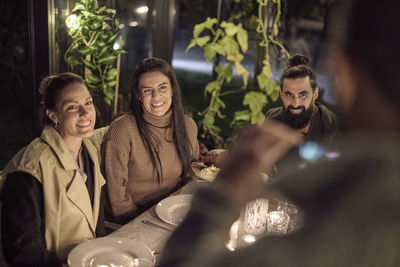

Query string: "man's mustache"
[[287, 105, 306, 112]]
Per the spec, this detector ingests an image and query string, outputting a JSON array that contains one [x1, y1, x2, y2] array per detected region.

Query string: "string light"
[[65, 14, 79, 31]]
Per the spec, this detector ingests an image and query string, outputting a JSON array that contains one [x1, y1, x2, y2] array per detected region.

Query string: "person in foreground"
[[265, 53, 338, 147], [0, 73, 106, 266], [158, 0, 400, 266], [101, 57, 199, 224]]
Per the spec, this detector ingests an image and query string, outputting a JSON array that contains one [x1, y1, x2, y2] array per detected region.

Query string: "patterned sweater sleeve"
[[185, 116, 199, 162], [101, 118, 137, 222]]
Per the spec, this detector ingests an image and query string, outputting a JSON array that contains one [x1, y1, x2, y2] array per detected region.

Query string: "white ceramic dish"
[[155, 194, 193, 226], [67, 237, 155, 267]]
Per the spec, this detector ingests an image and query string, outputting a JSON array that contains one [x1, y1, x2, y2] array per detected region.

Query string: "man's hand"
[[216, 120, 303, 204]]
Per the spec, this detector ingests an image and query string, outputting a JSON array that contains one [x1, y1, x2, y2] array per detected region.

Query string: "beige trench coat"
[[1, 126, 106, 260]]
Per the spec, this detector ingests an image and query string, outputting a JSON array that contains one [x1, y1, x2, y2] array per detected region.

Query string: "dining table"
[[106, 179, 207, 263], [69, 164, 303, 266]]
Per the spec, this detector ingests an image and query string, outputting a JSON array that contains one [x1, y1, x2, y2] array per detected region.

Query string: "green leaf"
[[213, 96, 226, 109], [220, 36, 239, 56], [97, 6, 107, 14], [237, 25, 248, 52], [78, 46, 92, 55], [104, 95, 112, 105], [203, 43, 216, 62], [113, 19, 120, 32], [106, 9, 116, 15], [193, 23, 206, 39], [221, 22, 238, 36], [195, 36, 210, 47], [73, 2, 86, 12], [97, 46, 109, 57], [65, 56, 81, 66], [89, 32, 100, 46], [214, 43, 225, 56], [186, 39, 197, 52], [242, 71, 249, 88], [90, 20, 102, 30], [107, 80, 116, 87], [102, 22, 112, 31], [250, 111, 266, 125], [261, 60, 273, 78], [73, 35, 86, 43], [204, 17, 218, 30], [205, 81, 219, 95], [215, 65, 232, 82], [104, 87, 114, 99], [233, 110, 251, 122], [225, 66, 233, 82], [243, 91, 267, 113], [257, 73, 269, 92], [202, 114, 215, 126], [227, 53, 244, 64], [107, 33, 118, 44], [270, 88, 280, 102], [115, 49, 127, 55], [87, 74, 100, 84], [257, 73, 280, 96], [98, 55, 117, 64], [97, 41, 107, 47], [235, 62, 247, 75], [82, 58, 97, 71], [87, 82, 99, 89], [107, 68, 118, 80]]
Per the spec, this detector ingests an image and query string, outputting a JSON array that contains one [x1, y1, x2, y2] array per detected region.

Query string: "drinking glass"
[[243, 198, 269, 235], [266, 211, 290, 236]]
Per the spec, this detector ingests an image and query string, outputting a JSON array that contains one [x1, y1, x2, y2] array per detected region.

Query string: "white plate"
[[155, 194, 193, 226], [67, 237, 155, 267]]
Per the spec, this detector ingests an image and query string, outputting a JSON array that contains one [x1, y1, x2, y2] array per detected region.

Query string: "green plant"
[[186, 0, 289, 146], [64, 0, 125, 106]]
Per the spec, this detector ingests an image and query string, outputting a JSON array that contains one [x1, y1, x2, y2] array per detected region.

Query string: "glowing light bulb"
[[135, 6, 149, 14], [66, 14, 79, 31]]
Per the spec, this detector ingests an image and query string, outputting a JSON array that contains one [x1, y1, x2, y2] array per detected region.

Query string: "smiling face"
[[139, 71, 173, 117], [46, 82, 96, 150], [280, 76, 318, 129]]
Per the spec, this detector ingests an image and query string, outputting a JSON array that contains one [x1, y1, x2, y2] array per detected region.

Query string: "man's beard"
[[283, 104, 314, 129]]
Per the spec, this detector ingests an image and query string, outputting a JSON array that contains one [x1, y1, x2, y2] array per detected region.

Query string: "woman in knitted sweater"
[[101, 58, 199, 224]]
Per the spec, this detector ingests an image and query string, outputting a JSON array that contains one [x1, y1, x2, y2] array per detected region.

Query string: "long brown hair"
[[129, 57, 193, 184]]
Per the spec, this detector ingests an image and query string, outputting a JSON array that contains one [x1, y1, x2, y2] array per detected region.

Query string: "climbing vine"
[[186, 0, 290, 146]]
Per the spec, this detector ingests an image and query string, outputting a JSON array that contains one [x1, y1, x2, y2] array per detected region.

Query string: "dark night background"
[[0, 0, 33, 169]]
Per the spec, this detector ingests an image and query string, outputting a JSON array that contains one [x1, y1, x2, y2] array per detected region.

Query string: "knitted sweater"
[[101, 109, 199, 223]]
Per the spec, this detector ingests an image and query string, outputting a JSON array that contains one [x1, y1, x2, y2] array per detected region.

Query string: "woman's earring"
[[54, 120, 59, 129]]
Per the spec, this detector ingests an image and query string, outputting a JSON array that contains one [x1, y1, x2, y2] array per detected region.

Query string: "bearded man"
[[265, 54, 338, 148]]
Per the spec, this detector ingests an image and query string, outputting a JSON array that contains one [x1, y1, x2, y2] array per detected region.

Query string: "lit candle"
[[227, 220, 239, 251]]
